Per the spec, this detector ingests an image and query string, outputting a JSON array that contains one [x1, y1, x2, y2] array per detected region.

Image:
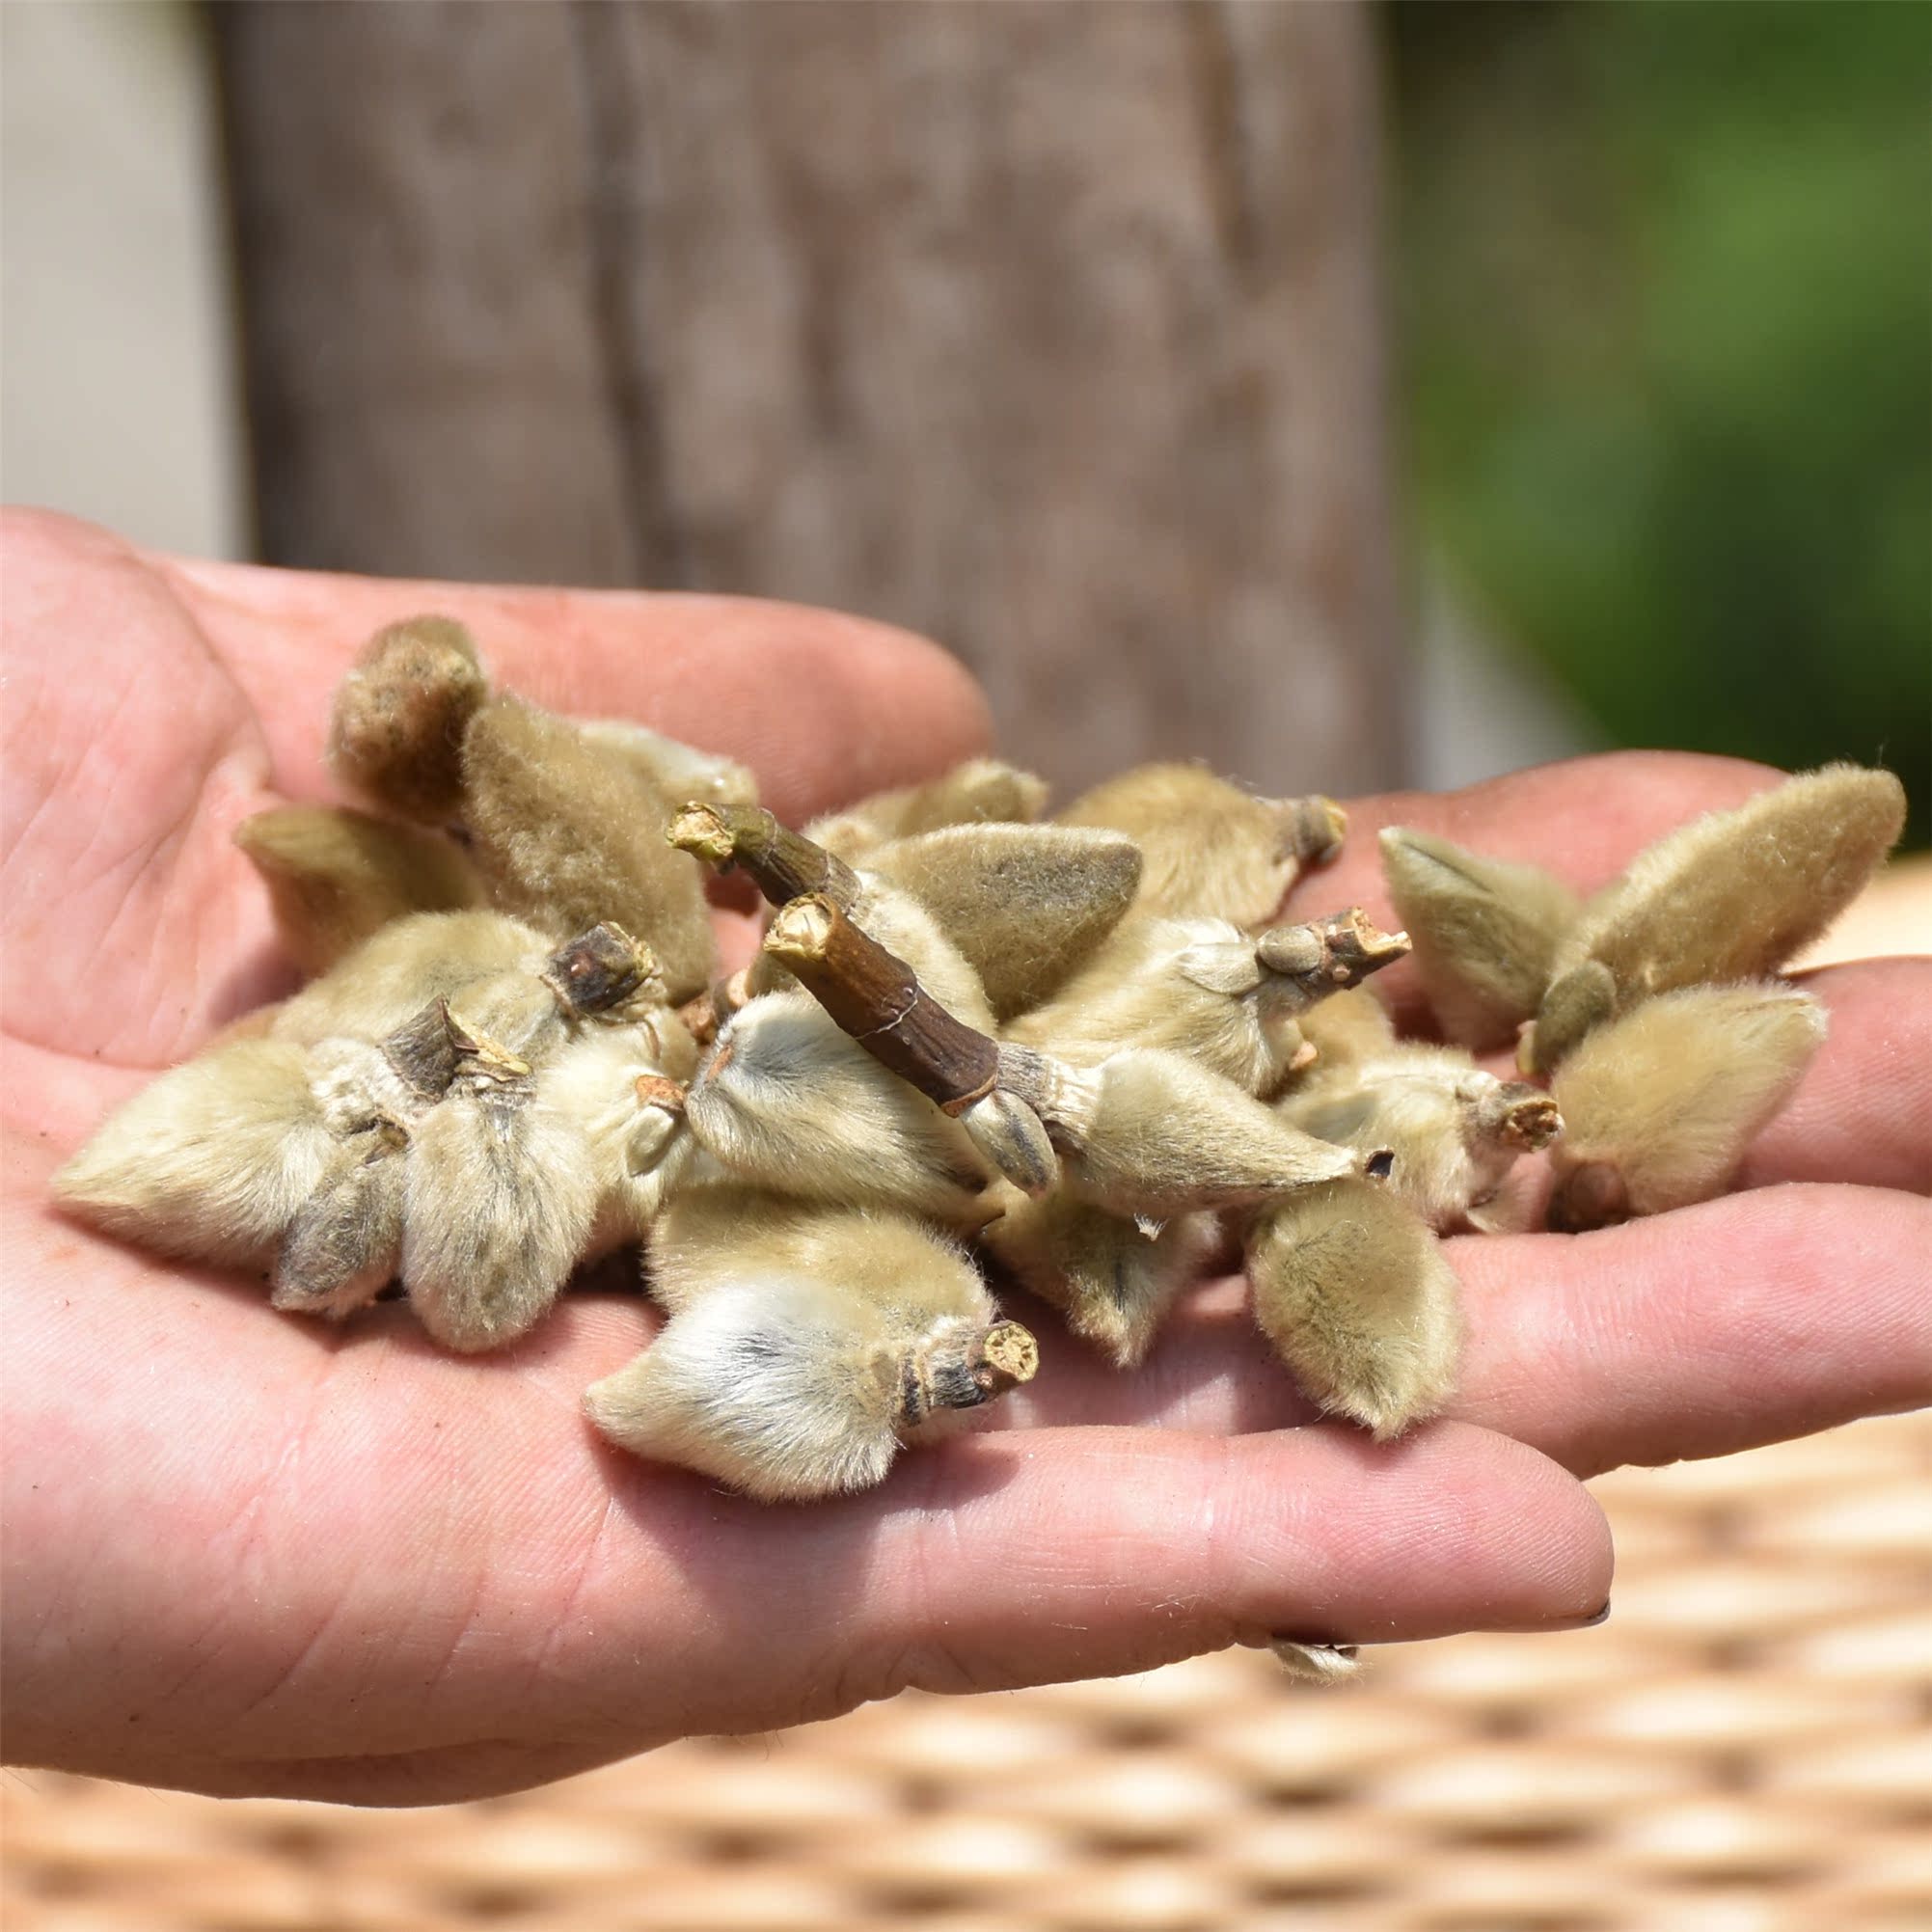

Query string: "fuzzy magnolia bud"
[[462, 695, 717, 1001], [327, 614, 490, 823], [400, 1027, 598, 1354], [589, 1189, 1036, 1500], [804, 758, 1050, 865], [683, 992, 996, 1225], [1378, 827, 1581, 1050], [1546, 982, 1827, 1230], [1247, 1177, 1463, 1439], [1007, 909, 1408, 1096], [53, 1039, 338, 1265], [862, 822, 1144, 1020], [235, 804, 482, 977], [1526, 764, 1902, 1073], [983, 1190, 1218, 1368], [1281, 1042, 1562, 1232], [1060, 762, 1347, 925]]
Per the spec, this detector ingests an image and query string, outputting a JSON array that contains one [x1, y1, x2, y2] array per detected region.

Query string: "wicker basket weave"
[[6, 1409, 1927, 1932]]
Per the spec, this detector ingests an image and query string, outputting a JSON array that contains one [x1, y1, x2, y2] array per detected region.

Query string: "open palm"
[[4, 510, 1924, 1805]]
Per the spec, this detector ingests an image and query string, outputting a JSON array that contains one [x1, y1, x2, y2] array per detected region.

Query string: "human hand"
[[3, 511, 1918, 1806]]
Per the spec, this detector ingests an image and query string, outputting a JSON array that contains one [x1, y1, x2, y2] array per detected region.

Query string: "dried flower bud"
[[1281, 1043, 1562, 1232], [1060, 762, 1346, 925], [270, 910, 554, 1047], [327, 614, 489, 823], [587, 1188, 1034, 1499], [234, 805, 482, 977], [272, 1122, 407, 1318], [538, 1014, 698, 1246], [861, 823, 1144, 1020], [1531, 764, 1903, 1072], [1293, 985, 1400, 1069], [1247, 1177, 1463, 1439], [1064, 1048, 1366, 1219], [683, 993, 994, 1226], [574, 719, 759, 811], [1522, 960, 1618, 1077], [400, 1028, 599, 1352], [763, 894, 1367, 1217], [804, 758, 1050, 865], [1008, 911, 1405, 1098], [1546, 982, 1828, 1231], [1378, 827, 1580, 1049], [983, 1190, 1217, 1367], [53, 1040, 340, 1265], [461, 695, 717, 1000], [1269, 1639, 1363, 1685]]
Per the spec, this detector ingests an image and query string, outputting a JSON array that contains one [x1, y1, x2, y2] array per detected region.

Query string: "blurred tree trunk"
[[214, 0, 1406, 798]]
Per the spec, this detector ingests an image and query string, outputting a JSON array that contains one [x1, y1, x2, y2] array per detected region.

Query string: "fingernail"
[[1576, 1598, 1612, 1628]]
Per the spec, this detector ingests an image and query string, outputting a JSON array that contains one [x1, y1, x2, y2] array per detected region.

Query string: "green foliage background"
[[1386, 0, 1930, 842]]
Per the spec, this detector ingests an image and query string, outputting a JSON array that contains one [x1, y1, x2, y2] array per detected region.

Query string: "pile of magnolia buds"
[[56, 618, 1905, 1519]]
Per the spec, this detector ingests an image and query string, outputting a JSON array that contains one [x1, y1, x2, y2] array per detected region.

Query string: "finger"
[[1284, 752, 1786, 1029], [1448, 1184, 1932, 1476], [180, 1419, 1610, 1806], [152, 547, 993, 824], [398, 1418, 1608, 1778], [1741, 958, 1932, 1193], [991, 1185, 1932, 1479]]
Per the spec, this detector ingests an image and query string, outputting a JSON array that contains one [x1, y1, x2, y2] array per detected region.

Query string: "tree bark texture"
[[215, 0, 1406, 799]]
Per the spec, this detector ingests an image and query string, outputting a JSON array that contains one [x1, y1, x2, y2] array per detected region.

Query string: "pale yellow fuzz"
[[1280, 1043, 1558, 1232], [1549, 764, 1905, 1008], [53, 1040, 338, 1266], [1379, 827, 1579, 1048], [1247, 1178, 1463, 1439], [1548, 982, 1828, 1229], [273, 1132, 406, 1318], [1007, 916, 1298, 1092], [1059, 762, 1344, 925], [1294, 986, 1399, 1069], [573, 719, 759, 812], [327, 614, 489, 824], [461, 695, 717, 1000], [1270, 1640, 1363, 1684], [537, 1012, 699, 1251], [270, 911, 552, 1046], [683, 993, 995, 1227], [804, 759, 1049, 865], [234, 805, 482, 977], [982, 1189, 1215, 1367], [268, 1033, 434, 1315], [401, 1073, 599, 1353], [588, 1187, 1007, 1500], [1070, 1049, 1361, 1218], [863, 823, 1143, 1020]]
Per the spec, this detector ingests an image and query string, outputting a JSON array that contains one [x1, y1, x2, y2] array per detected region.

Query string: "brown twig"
[[763, 895, 1059, 1193], [667, 803, 859, 911], [763, 895, 1002, 1113]]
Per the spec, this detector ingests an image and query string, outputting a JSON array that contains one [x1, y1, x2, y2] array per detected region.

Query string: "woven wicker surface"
[[6, 1406, 1928, 1932]]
